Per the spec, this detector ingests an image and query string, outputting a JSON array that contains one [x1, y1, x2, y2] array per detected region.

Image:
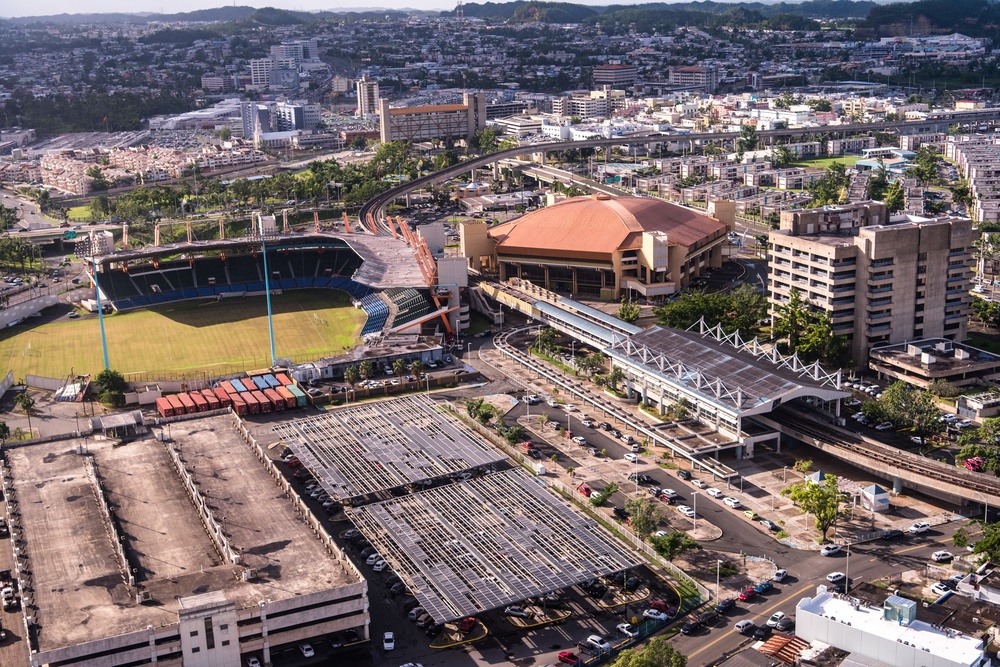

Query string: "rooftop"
[[797, 590, 984, 667], [870, 338, 1000, 374], [10, 417, 357, 652]]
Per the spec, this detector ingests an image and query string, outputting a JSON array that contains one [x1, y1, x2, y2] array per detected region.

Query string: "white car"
[[930, 582, 951, 597], [547, 399, 559, 408], [956, 420, 974, 429], [624, 453, 639, 463], [247, 659, 261, 667], [643, 608, 669, 621], [773, 569, 787, 582], [723, 497, 742, 509], [820, 544, 842, 556], [571, 436, 587, 445], [617, 622, 639, 638], [373, 560, 389, 572], [677, 505, 696, 518], [299, 644, 315, 658], [585, 635, 611, 651], [383, 631, 395, 651], [826, 572, 846, 583], [366, 553, 382, 565], [565, 405, 577, 412], [660, 488, 678, 498], [766, 611, 786, 628], [706, 488, 724, 498], [910, 436, 924, 445], [908, 522, 930, 534], [931, 550, 954, 562], [874, 422, 894, 431], [692, 479, 707, 488]]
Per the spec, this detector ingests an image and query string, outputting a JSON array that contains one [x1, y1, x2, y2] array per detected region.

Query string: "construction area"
[[272, 394, 508, 503], [349, 467, 641, 623]]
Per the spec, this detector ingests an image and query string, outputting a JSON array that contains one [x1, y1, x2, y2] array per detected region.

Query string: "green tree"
[[0, 421, 9, 446], [392, 358, 407, 382], [504, 424, 527, 445], [782, 473, 842, 540], [96, 369, 128, 394], [607, 367, 624, 393], [590, 482, 618, 507], [649, 530, 701, 560], [618, 298, 641, 324], [344, 365, 359, 392], [736, 123, 758, 158], [609, 636, 687, 667], [770, 145, 795, 168], [471, 127, 500, 154], [796, 312, 848, 366], [969, 520, 1000, 563], [409, 360, 423, 378], [772, 287, 810, 351], [808, 98, 833, 112], [876, 382, 942, 441], [625, 497, 662, 540], [883, 180, 905, 213], [359, 360, 373, 382], [15, 391, 34, 440], [534, 327, 557, 354], [867, 160, 889, 201]]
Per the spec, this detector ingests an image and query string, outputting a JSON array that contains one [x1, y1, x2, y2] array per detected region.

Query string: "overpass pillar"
[[658, 389, 666, 416], [543, 267, 551, 291], [893, 476, 902, 494], [571, 268, 578, 295], [625, 378, 634, 400]]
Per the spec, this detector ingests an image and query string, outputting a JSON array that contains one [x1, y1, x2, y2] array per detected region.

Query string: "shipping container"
[[220, 381, 237, 395], [287, 384, 308, 407], [190, 392, 209, 412], [213, 387, 233, 409], [177, 393, 196, 414], [263, 388, 285, 411], [155, 397, 174, 418], [200, 389, 220, 410], [263, 374, 280, 389], [276, 373, 292, 387], [275, 386, 297, 409], [230, 392, 248, 416], [241, 391, 260, 414], [251, 376, 269, 391], [231, 379, 248, 393], [250, 390, 272, 413], [166, 394, 184, 414]]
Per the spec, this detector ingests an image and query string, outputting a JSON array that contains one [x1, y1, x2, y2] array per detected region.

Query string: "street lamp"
[[845, 542, 851, 595], [782, 466, 787, 484], [692, 492, 698, 531], [716, 559, 722, 602]]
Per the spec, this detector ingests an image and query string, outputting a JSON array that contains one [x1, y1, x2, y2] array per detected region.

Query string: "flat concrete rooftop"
[[10, 415, 357, 652]]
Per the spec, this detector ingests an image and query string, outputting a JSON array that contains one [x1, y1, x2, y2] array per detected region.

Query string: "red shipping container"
[[275, 386, 297, 409], [177, 393, 196, 414], [251, 391, 272, 413], [276, 373, 293, 386], [230, 392, 247, 416], [190, 392, 209, 412], [200, 389, 220, 410], [213, 387, 233, 408], [155, 397, 174, 418], [220, 381, 237, 395], [241, 391, 260, 414], [263, 388, 285, 411], [166, 394, 184, 413]]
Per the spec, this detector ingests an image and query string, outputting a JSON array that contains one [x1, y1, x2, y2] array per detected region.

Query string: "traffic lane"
[[670, 581, 816, 667]]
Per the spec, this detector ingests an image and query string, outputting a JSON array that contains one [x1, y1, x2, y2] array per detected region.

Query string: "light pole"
[[845, 542, 851, 595], [740, 476, 744, 493], [783, 466, 787, 484], [692, 492, 698, 531], [634, 455, 639, 494], [716, 559, 722, 601]]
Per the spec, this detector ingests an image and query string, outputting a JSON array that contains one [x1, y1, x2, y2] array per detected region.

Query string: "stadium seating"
[[385, 288, 435, 329], [97, 244, 372, 311], [359, 293, 389, 336]]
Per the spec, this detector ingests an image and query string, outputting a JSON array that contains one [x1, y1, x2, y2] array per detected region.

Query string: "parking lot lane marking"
[[686, 583, 813, 659]]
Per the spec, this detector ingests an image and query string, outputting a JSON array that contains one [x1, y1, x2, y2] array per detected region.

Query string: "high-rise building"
[[240, 102, 273, 139], [356, 76, 380, 119], [593, 64, 638, 88], [249, 58, 274, 88], [379, 92, 486, 143], [768, 203, 973, 366], [668, 65, 718, 92], [274, 101, 321, 131]]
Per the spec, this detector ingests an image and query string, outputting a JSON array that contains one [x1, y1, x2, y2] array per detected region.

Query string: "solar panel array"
[[272, 394, 507, 501], [349, 468, 640, 623]]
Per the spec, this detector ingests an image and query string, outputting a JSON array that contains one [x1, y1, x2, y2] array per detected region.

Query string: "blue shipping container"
[[264, 374, 280, 388], [252, 376, 269, 391], [231, 379, 247, 393]]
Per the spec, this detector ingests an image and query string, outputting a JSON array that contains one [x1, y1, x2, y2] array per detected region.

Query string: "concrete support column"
[[544, 266, 551, 291], [659, 389, 666, 416], [625, 378, 634, 400], [572, 268, 579, 295], [893, 476, 902, 494], [499, 263, 508, 282]]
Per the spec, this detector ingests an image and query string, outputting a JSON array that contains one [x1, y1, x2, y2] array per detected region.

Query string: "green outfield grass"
[[0, 290, 365, 379], [792, 155, 864, 170]]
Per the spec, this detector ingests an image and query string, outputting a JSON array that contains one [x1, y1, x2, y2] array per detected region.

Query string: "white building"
[[356, 76, 380, 119], [796, 590, 989, 667], [249, 58, 274, 87]]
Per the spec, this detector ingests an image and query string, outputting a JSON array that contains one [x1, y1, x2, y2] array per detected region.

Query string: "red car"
[[286, 457, 301, 468], [457, 617, 477, 633], [965, 457, 985, 471], [577, 484, 592, 497], [739, 587, 757, 601], [519, 440, 534, 450], [558, 651, 579, 665]]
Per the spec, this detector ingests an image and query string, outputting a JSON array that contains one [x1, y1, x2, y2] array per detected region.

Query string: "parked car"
[[775, 617, 795, 632], [753, 625, 773, 641], [754, 581, 774, 594], [882, 529, 905, 540], [707, 488, 724, 498], [617, 622, 638, 638], [676, 469, 692, 481], [773, 569, 788, 582], [643, 608, 669, 621], [624, 453, 639, 463], [739, 587, 757, 601], [766, 611, 786, 628], [716, 598, 736, 614], [931, 582, 952, 597], [649, 599, 675, 615], [820, 544, 842, 556], [760, 519, 778, 531], [584, 635, 611, 651], [558, 651, 579, 664], [826, 572, 846, 583], [680, 618, 704, 635], [692, 479, 707, 488], [677, 505, 695, 518], [932, 550, 954, 562], [382, 632, 395, 651], [735, 620, 755, 635], [505, 606, 533, 618], [908, 522, 931, 534], [723, 497, 742, 509], [874, 421, 895, 431]]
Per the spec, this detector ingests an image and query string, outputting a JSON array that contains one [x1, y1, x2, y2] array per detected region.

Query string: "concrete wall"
[[0, 294, 58, 329]]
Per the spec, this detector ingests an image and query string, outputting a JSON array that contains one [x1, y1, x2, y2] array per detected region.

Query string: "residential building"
[[769, 203, 972, 366], [379, 92, 486, 143], [274, 101, 321, 131], [668, 65, 718, 92], [869, 338, 1000, 389], [241, 102, 273, 139], [356, 76, 380, 119], [827, 136, 877, 155], [249, 58, 274, 88], [593, 63, 638, 88]]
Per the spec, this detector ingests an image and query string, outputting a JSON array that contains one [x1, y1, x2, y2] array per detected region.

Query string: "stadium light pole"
[[91, 258, 110, 370], [260, 229, 277, 366]]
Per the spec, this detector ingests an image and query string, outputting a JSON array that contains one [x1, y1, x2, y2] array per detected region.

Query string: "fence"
[[85, 458, 137, 588]]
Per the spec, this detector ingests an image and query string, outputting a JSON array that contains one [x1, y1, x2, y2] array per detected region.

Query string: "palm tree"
[[0, 421, 9, 448], [393, 358, 407, 384], [15, 392, 34, 440], [409, 360, 423, 378], [344, 366, 359, 394], [359, 360, 373, 383]]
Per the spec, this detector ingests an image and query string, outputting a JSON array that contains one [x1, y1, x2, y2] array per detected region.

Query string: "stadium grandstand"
[[87, 230, 432, 337]]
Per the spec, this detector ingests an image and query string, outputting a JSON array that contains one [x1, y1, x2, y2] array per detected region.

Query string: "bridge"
[[359, 109, 1000, 234]]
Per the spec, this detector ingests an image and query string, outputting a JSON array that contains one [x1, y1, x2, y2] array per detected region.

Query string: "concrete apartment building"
[[668, 65, 718, 92], [592, 63, 638, 87], [768, 202, 973, 366], [379, 92, 486, 143], [355, 76, 380, 119]]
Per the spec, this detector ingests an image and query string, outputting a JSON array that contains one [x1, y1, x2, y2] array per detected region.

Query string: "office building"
[[669, 65, 718, 92], [356, 76, 380, 119], [593, 64, 638, 88], [379, 92, 486, 143], [240, 102, 273, 139], [248, 58, 273, 88], [275, 101, 321, 131], [768, 203, 972, 366]]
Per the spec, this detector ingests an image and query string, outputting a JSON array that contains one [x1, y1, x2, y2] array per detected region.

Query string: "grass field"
[[792, 155, 863, 170], [0, 290, 365, 380]]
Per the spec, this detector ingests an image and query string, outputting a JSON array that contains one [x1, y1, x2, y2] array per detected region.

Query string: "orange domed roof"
[[489, 195, 726, 258]]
